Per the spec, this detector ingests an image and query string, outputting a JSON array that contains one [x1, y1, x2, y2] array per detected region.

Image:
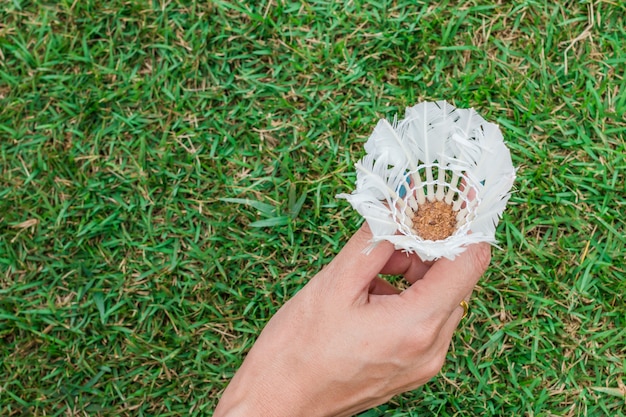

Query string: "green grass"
[[1, 0, 625, 415]]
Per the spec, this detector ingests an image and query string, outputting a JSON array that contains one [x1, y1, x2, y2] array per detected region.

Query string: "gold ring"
[[459, 300, 469, 319]]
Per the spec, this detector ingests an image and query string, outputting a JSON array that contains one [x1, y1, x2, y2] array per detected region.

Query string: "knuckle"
[[407, 323, 439, 352], [424, 352, 447, 379]]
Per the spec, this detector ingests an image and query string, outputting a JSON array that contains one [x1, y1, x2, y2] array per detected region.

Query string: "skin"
[[214, 224, 491, 417]]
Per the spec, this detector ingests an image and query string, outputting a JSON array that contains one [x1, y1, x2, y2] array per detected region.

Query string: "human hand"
[[214, 223, 491, 417]]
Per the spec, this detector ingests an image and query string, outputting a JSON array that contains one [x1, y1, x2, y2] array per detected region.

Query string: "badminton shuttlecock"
[[338, 100, 516, 261]]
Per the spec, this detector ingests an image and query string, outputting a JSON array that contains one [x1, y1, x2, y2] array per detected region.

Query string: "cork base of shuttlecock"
[[390, 164, 480, 245], [411, 200, 458, 241]]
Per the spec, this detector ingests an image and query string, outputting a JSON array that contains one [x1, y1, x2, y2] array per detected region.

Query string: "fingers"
[[401, 242, 490, 318], [368, 277, 401, 295], [431, 291, 473, 369], [325, 223, 395, 293], [380, 251, 431, 284]]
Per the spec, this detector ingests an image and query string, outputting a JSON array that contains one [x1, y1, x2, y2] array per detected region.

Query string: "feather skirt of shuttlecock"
[[338, 100, 516, 261]]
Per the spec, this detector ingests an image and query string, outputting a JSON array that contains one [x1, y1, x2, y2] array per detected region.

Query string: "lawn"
[[1, 0, 624, 416]]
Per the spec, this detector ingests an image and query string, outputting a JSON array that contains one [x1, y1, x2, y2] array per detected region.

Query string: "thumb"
[[325, 223, 395, 295]]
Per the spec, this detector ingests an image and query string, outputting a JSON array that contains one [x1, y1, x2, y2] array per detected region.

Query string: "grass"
[[0, 0, 624, 415]]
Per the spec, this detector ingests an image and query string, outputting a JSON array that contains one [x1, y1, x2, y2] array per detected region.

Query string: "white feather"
[[364, 119, 414, 168]]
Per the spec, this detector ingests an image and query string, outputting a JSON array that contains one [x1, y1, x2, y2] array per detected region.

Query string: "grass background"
[[1, 0, 624, 415]]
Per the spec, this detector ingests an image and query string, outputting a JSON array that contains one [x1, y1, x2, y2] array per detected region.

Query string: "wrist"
[[214, 367, 311, 417], [215, 391, 306, 417]]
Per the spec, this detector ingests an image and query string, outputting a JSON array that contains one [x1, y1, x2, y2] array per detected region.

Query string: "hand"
[[214, 224, 491, 417]]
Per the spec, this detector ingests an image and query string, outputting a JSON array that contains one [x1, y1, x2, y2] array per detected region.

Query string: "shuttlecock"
[[338, 100, 516, 261]]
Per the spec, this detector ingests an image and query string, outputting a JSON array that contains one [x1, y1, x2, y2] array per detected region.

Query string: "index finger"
[[401, 242, 491, 317]]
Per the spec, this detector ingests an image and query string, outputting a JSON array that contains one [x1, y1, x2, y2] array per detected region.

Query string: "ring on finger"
[[459, 300, 469, 319]]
